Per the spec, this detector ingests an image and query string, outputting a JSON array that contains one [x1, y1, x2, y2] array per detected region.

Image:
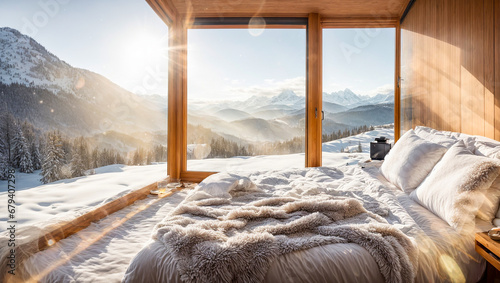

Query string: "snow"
[[22, 191, 188, 283], [187, 127, 394, 171], [0, 27, 80, 95], [0, 164, 168, 232], [1, 128, 393, 281]]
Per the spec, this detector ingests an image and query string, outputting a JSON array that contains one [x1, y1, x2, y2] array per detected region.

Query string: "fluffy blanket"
[[153, 168, 418, 283]]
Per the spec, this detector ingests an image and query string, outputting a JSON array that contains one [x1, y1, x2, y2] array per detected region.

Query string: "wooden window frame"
[[168, 15, 401, 183]]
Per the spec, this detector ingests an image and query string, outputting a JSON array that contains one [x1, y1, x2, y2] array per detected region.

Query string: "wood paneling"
[[165, 0, 408, 19], [306, 13, 322, 167], [400, 0, 498, 140], [496, 0, 500, 140]]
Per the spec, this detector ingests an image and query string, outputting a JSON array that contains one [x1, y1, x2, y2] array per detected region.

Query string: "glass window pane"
[[187, 28, 306, 172], [322, 28, 395, 166]]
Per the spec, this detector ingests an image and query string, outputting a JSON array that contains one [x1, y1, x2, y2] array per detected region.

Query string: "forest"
[[0, 112, 167, 184], [194, 124, 376, 159]]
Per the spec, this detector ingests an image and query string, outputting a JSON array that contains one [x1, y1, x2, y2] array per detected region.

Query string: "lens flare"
[[248, 17, 266, 37]]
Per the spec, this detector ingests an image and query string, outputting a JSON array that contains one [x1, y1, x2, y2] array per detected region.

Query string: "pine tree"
[[0, 126, 8, 180], [357, 142, 362, 153], [18, 140, 33, 173], [12, 123, 33, 173], [0, 112, 15, 166], [40, 131, 65, 184], [91, 148, 100, 168], [0, 153, 8, 180], [73, 137, 90, 170], [70, 152, 85, 177], [30, 140, 42, 170], [11, 122, 23, 168]]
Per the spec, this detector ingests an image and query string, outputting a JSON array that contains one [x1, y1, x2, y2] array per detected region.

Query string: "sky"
[[189, 27, 395, 101], [0, 0, 169, 96], [0, 1, 394, 100]]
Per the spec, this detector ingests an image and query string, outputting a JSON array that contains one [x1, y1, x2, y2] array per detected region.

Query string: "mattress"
[[123, 163, 492, 283]]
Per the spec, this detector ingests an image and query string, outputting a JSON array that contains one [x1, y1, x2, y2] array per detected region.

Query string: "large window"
[[322, 28, 395, 166], [187, 28, 306, 172]]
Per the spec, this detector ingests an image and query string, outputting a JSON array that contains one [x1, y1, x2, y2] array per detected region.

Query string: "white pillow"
[[380, 129, 448, 193], [410, 141, 500, 231], [414, 126, 458, 148]]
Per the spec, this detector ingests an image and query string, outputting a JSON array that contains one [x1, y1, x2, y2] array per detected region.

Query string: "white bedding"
[[123, 163, 491, 283]]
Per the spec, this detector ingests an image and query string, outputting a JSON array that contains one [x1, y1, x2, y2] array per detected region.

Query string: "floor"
[[21, 190, 188, 283]]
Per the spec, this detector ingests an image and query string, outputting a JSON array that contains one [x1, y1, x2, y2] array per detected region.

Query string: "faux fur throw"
[[154, 183, 417, 283]]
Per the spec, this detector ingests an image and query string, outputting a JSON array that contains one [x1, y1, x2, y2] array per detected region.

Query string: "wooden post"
[[167, 18, 185, 180], [395, 21, 401, 142], [306, 13, 322, 167]]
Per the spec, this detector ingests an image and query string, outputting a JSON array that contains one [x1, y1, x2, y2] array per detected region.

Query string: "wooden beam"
[[321, 17, 398, 28], [181, 171, 217, 182], [395, 21, 401, 142], [306, 13, 322, 167], [146, 0, 177, 26], [1, 182, 161, 282]]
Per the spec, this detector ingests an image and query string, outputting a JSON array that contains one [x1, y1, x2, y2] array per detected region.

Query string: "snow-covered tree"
[[11, 122, 24, 168], [40, 131, 65, 184], [73, 137, 90, 170], [0, 154, 8, 180], [18, 141, 33, 173], [12, 123, 33, 173], [91, 148, 98, 168], [0, 112, 15, 165], [70, 151, 85, 177], [30, 140, 42, 170]]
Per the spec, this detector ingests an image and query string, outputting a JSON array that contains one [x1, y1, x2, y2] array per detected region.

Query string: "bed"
[[123, 127, 500, 283]]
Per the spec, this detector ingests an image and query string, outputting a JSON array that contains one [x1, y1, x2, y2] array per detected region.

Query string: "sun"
[[121, 30, 169, 75]]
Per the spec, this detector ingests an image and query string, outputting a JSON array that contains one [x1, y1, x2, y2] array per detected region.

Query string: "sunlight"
[[121, 30, 167, 76], [438, 254, 466, 283]]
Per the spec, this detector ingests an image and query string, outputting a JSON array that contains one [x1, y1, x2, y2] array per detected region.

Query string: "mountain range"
[[0, 27, 394, 151]]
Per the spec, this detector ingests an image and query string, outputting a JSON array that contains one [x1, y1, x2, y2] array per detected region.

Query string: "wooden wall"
[[400, 0, 500, 140]]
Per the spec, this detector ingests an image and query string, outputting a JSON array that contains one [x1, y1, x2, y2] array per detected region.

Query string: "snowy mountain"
[[269, 89, 304, 106], [0, 27, 77, 94], [322, 88, 394, 108], [0, 27, 166, 136], [323, 88, 364, 106]]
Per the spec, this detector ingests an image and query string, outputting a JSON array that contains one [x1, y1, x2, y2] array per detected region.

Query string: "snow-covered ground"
[[0, 164, 168, 232], [1, 127, 393, 282], [188, 127, 394, 171]]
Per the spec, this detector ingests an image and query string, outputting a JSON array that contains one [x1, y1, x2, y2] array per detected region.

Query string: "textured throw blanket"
[[153, 171, 417, 283]]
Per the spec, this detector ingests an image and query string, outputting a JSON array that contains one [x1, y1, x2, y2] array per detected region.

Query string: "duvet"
[[123, 163, 490, 283]]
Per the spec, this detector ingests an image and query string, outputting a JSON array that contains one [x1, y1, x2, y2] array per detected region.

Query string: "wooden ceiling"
[[157, 0, 411, 19]]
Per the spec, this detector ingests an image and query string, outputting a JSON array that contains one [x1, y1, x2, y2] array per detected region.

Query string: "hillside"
[[0, 27, 165, 137]]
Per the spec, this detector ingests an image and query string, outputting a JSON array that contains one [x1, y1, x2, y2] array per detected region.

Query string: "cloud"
[[357, 84, 394, 96], [227, 76, 306, 98], [325, 83, 394, 97]]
